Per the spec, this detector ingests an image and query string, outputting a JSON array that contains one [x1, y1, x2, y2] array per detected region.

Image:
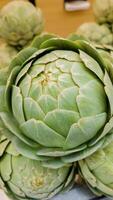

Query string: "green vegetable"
[[95, 44, 113, 62], [68, 34, 113, 74], [0, 35, 113, 169], [79, 140, 113, 198], [0, 137, 75, 200], [0, 0, 44, 48], [69, 22, 113, 46], [0, 39, 18, 69], [93, 0, 113, 24]]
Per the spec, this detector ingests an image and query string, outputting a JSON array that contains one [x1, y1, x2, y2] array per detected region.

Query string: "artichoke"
[[79, 140, 113, 198], [0, 0, 44, 47], [0, 35, 113, 169], [70, 22, 113, 46], [0, 137, 75, 200], [0, 39, 18, 69], [95, 44, 113, 61], [93, 0, 113, 24]]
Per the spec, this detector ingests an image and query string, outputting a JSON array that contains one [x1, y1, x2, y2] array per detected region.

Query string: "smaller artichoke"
[[93, 0, 113, 24], [71, 22, 113, 46], [0, 39, 18, 69], [0, 136, 75, 200], [79, 140, 113, 198], [0, 0, 44, 48]]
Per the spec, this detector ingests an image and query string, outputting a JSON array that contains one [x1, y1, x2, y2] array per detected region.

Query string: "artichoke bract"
[[0, 0, 44, 47], [93, 0, 113, 24], [0, 137, 75, 200], [70, 22, 113, 46], [79, 141, 113, 198], [0, 40, 18, 69], [0, 36, 113, 169]]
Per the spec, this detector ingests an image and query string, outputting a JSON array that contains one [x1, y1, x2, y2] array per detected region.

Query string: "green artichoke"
[[93, 0, 113, 24], [95, 44, 113, 62], [0, 137, 75, 200], [79, 140, 113, 198], [0, 35, 113, 169], [0, 40, 18, 69], [68, 35, 113, 74], [70, 22, 113, 46], [0, 0, 44, 47]]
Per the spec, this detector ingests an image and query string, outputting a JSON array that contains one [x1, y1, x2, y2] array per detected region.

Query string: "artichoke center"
[[31, 177, 44, 187], [41, 72, 53, 85]]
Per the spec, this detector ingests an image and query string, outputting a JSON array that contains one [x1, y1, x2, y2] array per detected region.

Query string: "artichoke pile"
[[1, 0, 113, 200]]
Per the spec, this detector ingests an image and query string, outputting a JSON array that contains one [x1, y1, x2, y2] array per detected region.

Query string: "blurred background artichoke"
[[0, 0, 113, 200], [0, 0, 44, 49], [93, 0, 113, 25], [0, 39, 18, 69], [75, 22, 113, 46]]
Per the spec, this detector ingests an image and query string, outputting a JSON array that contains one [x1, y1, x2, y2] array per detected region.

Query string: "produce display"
[[0, 0, 113, 200]]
